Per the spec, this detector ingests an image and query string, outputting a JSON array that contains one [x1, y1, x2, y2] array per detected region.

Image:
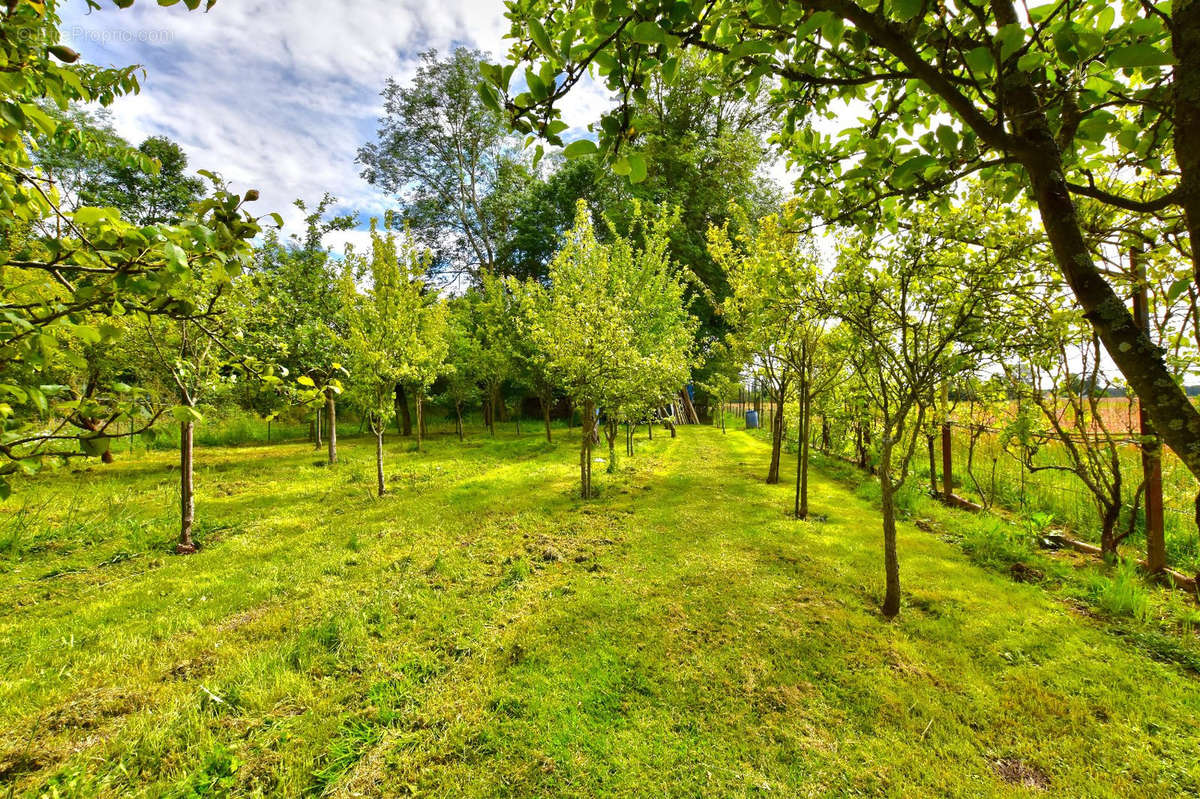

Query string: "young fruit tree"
[[340, 223, 445, 496], [827, 209, 1018, 618], [1001, 288, 1140, 560], [509, 277, 560, 443], [441, 298, 484, 441], [709, 209, 821, 486], [469, 274, 516, 436], [533, 200, 694, 498], [136, 259, 283, 555]]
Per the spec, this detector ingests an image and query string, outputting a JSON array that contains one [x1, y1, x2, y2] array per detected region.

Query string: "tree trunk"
[[267, 419, 271, 444], [542, 397, 553, 442], [375, 424, 386, 497], [1133, 248, 1167, 573], [415, 390, 424, 452], [177, 419, 196, 554], [1173, 0, 1200, 292], [456, 401, 464, 441], [927, 433, 938, 495], [795, 386, 811, 520], [767, 394, 785, 484], [580, 400, 595, 499], [396, 383, 412, 437], [605, 417, 618, 473], [1099, 502, 1121, 559], [315, 407, 323, 449], [880, 438, 901, 618], [326, 389, 337, 465]]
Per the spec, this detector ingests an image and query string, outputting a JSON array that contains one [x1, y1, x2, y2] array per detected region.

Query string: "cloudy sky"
[[59, 0, 613, 252]]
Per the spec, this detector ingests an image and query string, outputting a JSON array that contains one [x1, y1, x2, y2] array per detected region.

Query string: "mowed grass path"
[[1, 424, 1198, 797]]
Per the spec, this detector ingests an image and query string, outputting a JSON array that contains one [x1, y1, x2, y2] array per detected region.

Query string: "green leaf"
[[562, 138, 598, 158], [163, 242, 188, 271], [892, 0, 922, 22], [995, 24, 1024, 61], [935, 124, 958, 151], [631, 21, 665, 45], [528, 18, 555, 55], [1107, 43, 1174, 68], [627, 152, 647, 184], [80, 434, 111, 457], [963, 47, 994, 76], [171, 405, 203, 423]]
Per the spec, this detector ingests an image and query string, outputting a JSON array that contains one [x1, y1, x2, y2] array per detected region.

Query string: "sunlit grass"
[[1, 422, 1199, 796]]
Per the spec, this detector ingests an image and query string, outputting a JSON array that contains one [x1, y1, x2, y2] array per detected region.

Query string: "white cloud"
[[59, 0, 602, 247]]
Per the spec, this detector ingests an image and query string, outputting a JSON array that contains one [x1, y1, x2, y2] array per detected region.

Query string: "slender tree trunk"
[[456, 401, 464, 441], [376, 419, 386, 494], [267, 419, 271, 444], [177, 419, 196, 554], [326, 389, 337, 465], [648, 419, 653, 440], [542, 397, 553, 442], [396, 383, 412, 437], [880, 437, 901, 618], [1132, 248, 1167, 573], [767, 394, 785, 484], [927, 433, 938, 495], [795, 386, 811, 519], [315, 407, 323, 449], [580, 400, 595, 499], [416, 390, 424, 452], [605, 417, 618, 473]]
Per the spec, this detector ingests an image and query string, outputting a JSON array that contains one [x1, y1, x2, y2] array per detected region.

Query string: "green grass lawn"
[[2, 423, 1199, 797]]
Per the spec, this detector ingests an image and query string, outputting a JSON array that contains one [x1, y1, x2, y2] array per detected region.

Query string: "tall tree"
[[243, 196, 355, 463], [358, 48, 517, 283], [340, 223, 444, 494]]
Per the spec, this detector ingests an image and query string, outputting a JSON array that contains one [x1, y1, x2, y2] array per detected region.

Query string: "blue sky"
[[59, 0, 612, 252]]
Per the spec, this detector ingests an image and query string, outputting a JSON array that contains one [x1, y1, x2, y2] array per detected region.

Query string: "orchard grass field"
[[3, 422, 1200, 797]]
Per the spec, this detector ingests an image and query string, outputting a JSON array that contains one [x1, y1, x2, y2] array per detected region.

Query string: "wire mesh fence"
[[722, 395, 1200, 575]]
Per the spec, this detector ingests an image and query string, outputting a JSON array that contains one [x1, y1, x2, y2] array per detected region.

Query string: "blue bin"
[[745, 410, 759, 429]]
